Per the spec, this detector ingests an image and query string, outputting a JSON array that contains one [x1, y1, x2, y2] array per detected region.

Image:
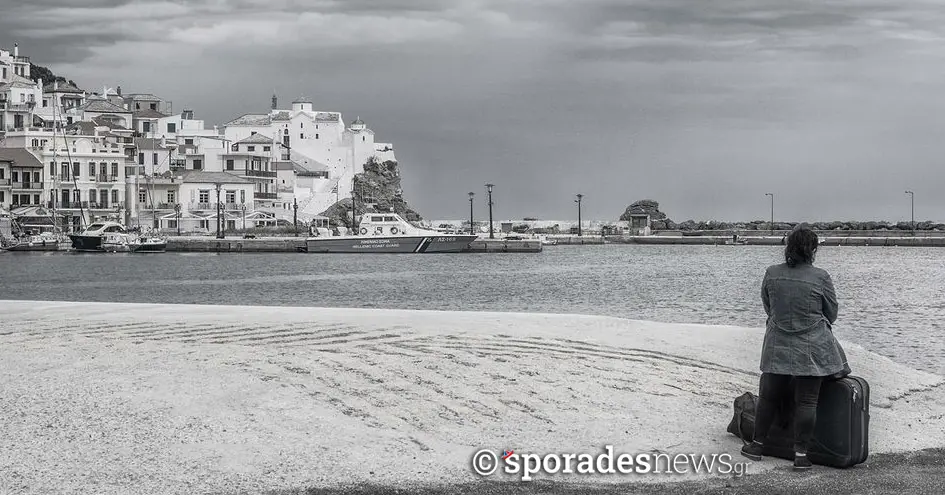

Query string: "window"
[[247, 146, 255, 152], [167, 191, 175, 203], [142, 121, 151, 132], [198, 190, 209, 203], [138, 152, 144, 165], [33, 194, 39, 205], [89, 189, 97, 204], [73, 190, 81, 202], [138, 190, 147, 203], [300, 133, 304, 139], [167, 123, 176, 133], [33, 172, 39, 183], [0, 192, 3, 202], [231, 144, 237, 152], [193, 159, 202, 170], [226, 159, 234, 171], [43, 100, 48, 108], [89, 163, 95, 179], [263, 146, 270, 152], [50, 162, 56, 177], [315, 134, 319, 139], [226, 190, 236, 203], [240, 189, 245, 203], [0, 169, 3, 179], [362, 136, 365, 142], [111, 163, 119, 178], [73, 162, 79, 178], [153, 153, 158, 165], [185, 139, 193, 145], [12, 171, 18, 182], [135, 103, 140, 110], [150, 103, 157, 110], [61, 164, 69, 179], [111, 190, 119, 204]]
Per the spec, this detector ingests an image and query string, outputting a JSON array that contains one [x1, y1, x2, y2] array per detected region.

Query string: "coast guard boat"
[[306, 212, 477, 253]]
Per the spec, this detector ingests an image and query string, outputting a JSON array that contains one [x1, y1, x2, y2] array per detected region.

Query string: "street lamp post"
[[575, 194, 583, 237], [765, 192, 774, 235], [468, 192, 475, 235], [485, 183, 495, 239], [905, 190, 914, 234], [174, 203, 181, 236], [293, 197, 298, 237], [215, 183, 223, 239]]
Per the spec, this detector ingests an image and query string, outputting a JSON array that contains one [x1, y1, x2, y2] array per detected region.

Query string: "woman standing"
[[740, 226, 848, 470]]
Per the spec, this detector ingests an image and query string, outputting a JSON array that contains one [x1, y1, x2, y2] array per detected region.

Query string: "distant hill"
[[29, 62, 76, 87]]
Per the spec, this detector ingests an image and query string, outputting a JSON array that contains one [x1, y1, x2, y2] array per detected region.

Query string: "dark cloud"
[[3, 0, 945, 221]]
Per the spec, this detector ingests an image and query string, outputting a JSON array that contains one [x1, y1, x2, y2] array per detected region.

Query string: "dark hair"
[[785, 227, 818, 267]]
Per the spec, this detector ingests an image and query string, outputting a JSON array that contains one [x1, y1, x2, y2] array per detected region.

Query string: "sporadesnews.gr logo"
[[471, 446, 750, 481]]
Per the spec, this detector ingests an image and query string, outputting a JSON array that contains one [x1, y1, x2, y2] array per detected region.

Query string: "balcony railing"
[[254, 192, 278, 199], [96, 174, 120, 182], [243, 169, 277, 178], [12, 182, 43, 190], [0, 102, 35, 112], [0, 178, 10, 186]]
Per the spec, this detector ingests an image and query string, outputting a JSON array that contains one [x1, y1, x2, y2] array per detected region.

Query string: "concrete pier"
[[463, 238, 543, 252]]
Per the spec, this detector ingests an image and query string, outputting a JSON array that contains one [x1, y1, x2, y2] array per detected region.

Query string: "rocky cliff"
[[319, 157, 422, 228]]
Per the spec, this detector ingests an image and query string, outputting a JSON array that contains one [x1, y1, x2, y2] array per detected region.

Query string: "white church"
[[223, 95, 396, 218]]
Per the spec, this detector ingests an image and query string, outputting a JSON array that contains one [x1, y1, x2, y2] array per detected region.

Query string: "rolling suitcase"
[[727, 376, 870, 468]]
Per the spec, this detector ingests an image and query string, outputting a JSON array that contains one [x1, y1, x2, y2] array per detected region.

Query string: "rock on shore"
[[0, 301, 942, 494]]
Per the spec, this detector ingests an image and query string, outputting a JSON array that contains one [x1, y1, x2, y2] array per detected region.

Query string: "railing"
[[12, 183, 43, 190], [254, 192, 278, 199], [0, 103, 34, 112], [96, 174, 120, 182], [243, 169, 277, 178], [0, 178, 10, 186], [191, 202, 213, 210]]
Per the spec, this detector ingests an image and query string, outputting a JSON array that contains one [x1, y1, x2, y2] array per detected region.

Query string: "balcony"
[[243, 169, 277, 178], [12, 182, 43, 191], [191, 202, 213, 210], [0, 102, 34, 112], [0, 178, 10, 187], [254, 192, 278, 200], [139, 202, 176, 210], [87, 202, 123, 210], [97, 174, 120, 182]]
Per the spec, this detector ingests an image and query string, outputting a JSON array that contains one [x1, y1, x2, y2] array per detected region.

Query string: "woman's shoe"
[[793, 453, 813, 470], [740, 442, 764, 461]]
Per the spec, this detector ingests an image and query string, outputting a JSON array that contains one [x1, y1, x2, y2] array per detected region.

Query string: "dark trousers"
[[753, 373, 823, 454]]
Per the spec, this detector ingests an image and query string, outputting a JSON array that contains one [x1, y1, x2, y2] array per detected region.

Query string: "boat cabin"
[[356, 213, 422, 236], [79, 221, 127, 235]]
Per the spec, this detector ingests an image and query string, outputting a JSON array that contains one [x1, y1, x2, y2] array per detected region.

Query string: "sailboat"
[[6, 96, 70, 251]]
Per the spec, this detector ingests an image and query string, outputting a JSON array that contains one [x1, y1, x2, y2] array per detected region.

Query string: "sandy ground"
[[0, 300, 943, 495]]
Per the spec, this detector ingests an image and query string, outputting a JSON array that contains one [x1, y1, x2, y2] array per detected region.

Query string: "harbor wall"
[[167, 237, 307, 252]]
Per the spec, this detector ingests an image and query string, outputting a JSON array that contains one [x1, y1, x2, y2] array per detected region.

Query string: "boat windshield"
[[86, 223, 105, 231]]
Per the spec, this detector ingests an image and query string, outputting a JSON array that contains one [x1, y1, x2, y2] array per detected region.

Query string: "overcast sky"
[[3, 0, 945, 222]]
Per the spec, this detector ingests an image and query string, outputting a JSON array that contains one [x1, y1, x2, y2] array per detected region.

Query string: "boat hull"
[[69, 234, 105, 252], [306, 235, 477, 253], [5, 241, 69, 252], [131, 242, 167, 253]]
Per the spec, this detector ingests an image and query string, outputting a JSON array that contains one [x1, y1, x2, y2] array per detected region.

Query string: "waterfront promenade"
[[1, 301, 943, 493]]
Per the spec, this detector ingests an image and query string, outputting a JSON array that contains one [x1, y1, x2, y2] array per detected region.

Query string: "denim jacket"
[[760, 262, 847, 376]]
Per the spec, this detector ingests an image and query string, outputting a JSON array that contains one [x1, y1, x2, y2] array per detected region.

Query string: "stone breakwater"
[[1, 301, 943, 494]]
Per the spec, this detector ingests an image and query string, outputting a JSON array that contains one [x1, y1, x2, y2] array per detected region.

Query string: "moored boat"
[[69, 221, 130, 252], [129, 236, 167, 253], [306, 212, 477, 253], [4, 232, 71, 252]]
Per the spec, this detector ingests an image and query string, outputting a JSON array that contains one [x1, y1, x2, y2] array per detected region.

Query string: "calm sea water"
[[1, 245, 943, 376]]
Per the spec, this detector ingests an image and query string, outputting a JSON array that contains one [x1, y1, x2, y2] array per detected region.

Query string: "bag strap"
[[735, 394, 758, 446]]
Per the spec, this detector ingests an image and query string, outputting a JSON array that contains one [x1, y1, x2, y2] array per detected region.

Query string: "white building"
[[222, 95, 394, 219], [0, 44, 41, 133], [1, 126, 132, 229]]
